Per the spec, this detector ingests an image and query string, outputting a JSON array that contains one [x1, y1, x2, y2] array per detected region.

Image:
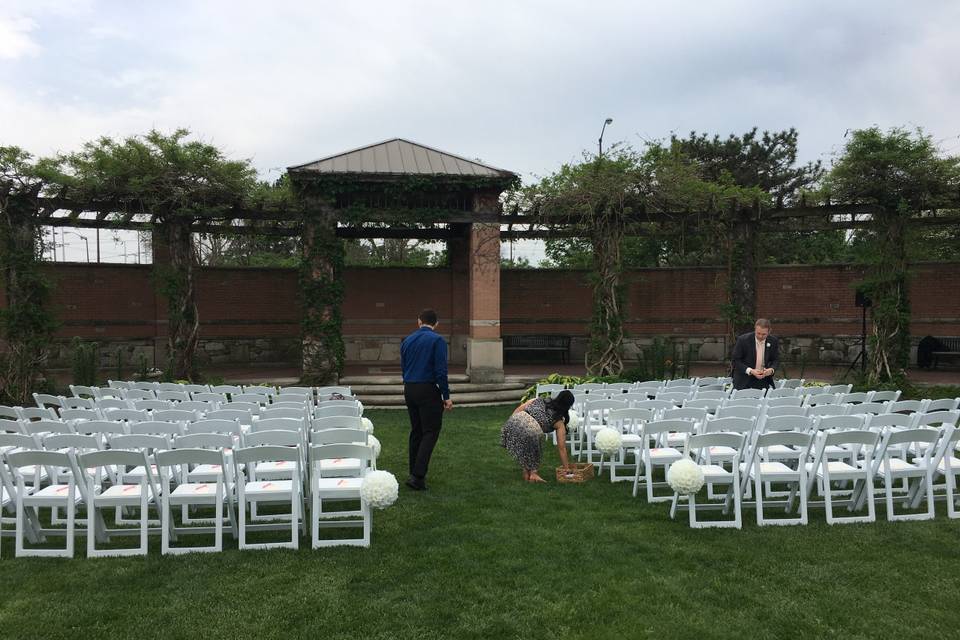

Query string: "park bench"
[[932, 337, 960, 370], [503, 335, 571, 364]]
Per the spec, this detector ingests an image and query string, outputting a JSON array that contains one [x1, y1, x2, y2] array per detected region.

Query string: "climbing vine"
[[299, 203, 345, 384]]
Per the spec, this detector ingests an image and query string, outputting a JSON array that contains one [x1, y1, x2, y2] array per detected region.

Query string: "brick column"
[[466, 212, 504, 382]]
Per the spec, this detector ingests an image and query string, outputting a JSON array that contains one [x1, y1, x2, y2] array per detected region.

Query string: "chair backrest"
[[153, 409, 199, 423], [762, 415, 814, 433], [764, 405, 808, 418], [655, 391, 693, 404], [605, 383, 634, 394], [220, 402, 261, 416], [95, 398, 132, 411], [311, 416, 364, 431], [309, 428, 368, 445], [185, 419, 242, 436], [102, 408, 150, 423], [22, 420, 74, 436], [280, 386, 315, 396], [574, 383, 605, 392], [0, 417, 24, 433], [155, 448, 225, 481], [765, 387, 800, 399], [839, 391, 872, 405], [881, 427, 941, 449], [925, 398, 960, 413], [870, 390, 901, 403], [887, 400, 927, 415], [0, 432, 38, 450], [272, 396, 311, 407], [865, 413, 914, 430], [824, 384, 853, 394], [622, 392, 655, 404], [641, 419, 696, 438], [815, 415, 866, 432], [662, 407, 708, 424], [715, 405, 761, 420], [124, 389, 157, 401], [177, 401, 216, 413], [695, 377, 723, 386], [665, 378, 696, 388], [109, 433, 170, 451], [778, 378, 804, 389], [753, 430, 815, 454], [314, 405, 362, 419], [730, 388, 765, 400], [631, 399, 676, 412], [209, 385, 243, 397], [0, 405, 21, 420], [243, 385, 277, 397], [33, 393, 64, 408], [43, 432, 100, 451], [683, 399, 721, 413], [132, 381, 159, 391], [7, 449, 77, 477], [69, 384, 101, 398], [605, 408, 653, 433], [206, 409, 254, 426], [703, 416, 755, 434], [157, 390, 191, 403], [61, 397, 96, 410], [107, 380, 133, 390], [822, 429, 880, 448], [80, 448, 153, 473], [133, 399, 174, 412], [252, 417, 304, 433], [17, 407, 58, 422], [242, 430, 302, 448], [686, 432, 746, 458], [765, 396, 803, 408], [174, 433, 234, 450], [693, 390, 727, 400], [59, 408, 102, 422], [316, 386, 353, 398], [846, 401, 888, 416], [128, 421, 184, 436], [806, 404, 849, 418], [913, 410, 960, 428], [73, 420, 128, 437], [192, 392, 228, 404], [182, 384, 210, 394], [260, 407, 308, 421], [805, 393, 840, 406], [232, 393, 271, 405], [233, 444, 299, 466]]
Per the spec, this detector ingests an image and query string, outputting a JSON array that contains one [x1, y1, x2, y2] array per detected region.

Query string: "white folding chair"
[[79, 449, 160, 557], [864, 427, 940, 521], [804, 430, 880, 524], [744, 431, 814, 526], [632, 419, 695, 502], [6, 449, 84, 557], [310, 443, 374, 548], [233, 445, 302, 550], [669, 432, 746, 529], [604, 408, 653, 482], [155, 448, 235, 554]]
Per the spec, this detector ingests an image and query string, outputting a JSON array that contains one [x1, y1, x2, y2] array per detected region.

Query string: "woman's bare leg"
[[522, 469, 530, 481]]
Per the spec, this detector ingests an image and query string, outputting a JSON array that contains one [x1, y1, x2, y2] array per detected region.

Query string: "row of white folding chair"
[[0, 437, 375, 557]]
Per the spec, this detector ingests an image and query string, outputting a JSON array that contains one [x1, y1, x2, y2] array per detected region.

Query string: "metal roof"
[[288, 138, 515, 178]]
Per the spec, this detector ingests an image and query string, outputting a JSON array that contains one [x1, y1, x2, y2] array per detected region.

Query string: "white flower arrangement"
[[360, 470, 399, 509], [667, 458, 705, 494], [567, 410, 581, 432], [361, 417, 374, 432], [368, 434, 382, 458], [594, 427, 623, 454]]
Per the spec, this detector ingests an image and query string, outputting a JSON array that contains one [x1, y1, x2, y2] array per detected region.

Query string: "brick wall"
[[3, 261, 957, 366]]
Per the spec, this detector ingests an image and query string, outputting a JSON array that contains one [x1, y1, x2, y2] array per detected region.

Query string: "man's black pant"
[[404, 382, 444, 480]]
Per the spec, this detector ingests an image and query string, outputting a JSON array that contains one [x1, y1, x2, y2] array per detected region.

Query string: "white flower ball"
[[368, 434, 382, 458], [667, 459, 705, 494], [567, 410, 581, 432], [360, 470, 399, 509], [361, 417, 374, 432], [594, 427, 622, 454]]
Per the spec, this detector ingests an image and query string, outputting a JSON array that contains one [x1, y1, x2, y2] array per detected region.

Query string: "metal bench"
[[503, 335, 571, 364], [932, 337, 960, 370]]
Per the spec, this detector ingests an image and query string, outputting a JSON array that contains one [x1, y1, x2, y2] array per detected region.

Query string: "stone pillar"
[[466, 200, 504, 382], [300, 200, 345, 385]]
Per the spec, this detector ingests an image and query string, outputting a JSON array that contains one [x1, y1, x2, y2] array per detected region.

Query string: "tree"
[[65, 129, 257, 380], [824, 127, 960, 383], [0, 147, 61, 403]]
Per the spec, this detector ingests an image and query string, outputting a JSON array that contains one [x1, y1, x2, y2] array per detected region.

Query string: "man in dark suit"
[[731, 318, 780, 390]]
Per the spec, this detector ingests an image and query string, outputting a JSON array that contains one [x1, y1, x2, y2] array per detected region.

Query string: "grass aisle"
[[2, 405, 960, 639]]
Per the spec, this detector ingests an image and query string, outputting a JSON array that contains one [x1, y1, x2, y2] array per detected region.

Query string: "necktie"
[[755, 340, 764, 371]]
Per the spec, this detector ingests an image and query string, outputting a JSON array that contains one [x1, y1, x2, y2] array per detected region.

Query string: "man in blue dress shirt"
[[400, 308, 453, 490]]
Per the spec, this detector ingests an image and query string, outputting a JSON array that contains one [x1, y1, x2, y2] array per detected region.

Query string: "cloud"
[[0, 15, 39, 59]]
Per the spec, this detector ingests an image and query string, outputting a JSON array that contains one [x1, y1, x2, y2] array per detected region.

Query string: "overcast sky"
[[3, 0, 959, 262]]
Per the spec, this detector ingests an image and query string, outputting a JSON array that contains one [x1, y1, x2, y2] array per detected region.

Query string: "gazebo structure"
[[287, 138, 518, 383]]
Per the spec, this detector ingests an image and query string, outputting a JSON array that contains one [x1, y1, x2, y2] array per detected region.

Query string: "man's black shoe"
[[405, 476, 427, 491]]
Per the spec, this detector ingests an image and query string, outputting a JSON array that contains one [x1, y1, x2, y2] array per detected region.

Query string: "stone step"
[[340, 374, 470, 385], [351, 382, 526, 395], [361, 388, 524, 407]]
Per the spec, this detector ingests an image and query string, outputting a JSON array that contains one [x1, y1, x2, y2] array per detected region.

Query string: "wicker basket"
[[556, 463, 594, 483]]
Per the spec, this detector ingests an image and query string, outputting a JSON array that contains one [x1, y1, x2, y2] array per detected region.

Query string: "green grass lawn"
[[2, 405, 960, 639]]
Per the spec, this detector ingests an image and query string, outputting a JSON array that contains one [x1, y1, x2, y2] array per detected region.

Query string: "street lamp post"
[[598, 117, 614, 157], [62, 230, 91, 262]]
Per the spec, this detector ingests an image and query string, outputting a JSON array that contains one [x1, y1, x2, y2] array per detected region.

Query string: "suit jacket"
[[731, 332, 780, 390]]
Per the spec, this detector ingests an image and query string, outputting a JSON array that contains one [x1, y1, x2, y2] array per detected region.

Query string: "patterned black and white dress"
[[500, 398, 563, 471]]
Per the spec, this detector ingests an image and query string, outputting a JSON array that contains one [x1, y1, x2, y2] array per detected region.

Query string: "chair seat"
[[125, 464, 158, 478], [937, 457, 960, 474], [700, 464, 733, 482], [318, 458, 361, 473], [188, 463, 225, 481], [883, 458, 922, 473], [100, 484, 148, 500], [314, 477, 363, 497], [254, 461, 297, 477], [619, 435, 642, 448], [243, 480, 293, 496], [170, 482, 221, 499], [28, 483, 81, 503], [706, 445, 736, 459], [766, 444, 801, 458], [648, 447, 682, 462], [806, 461, 863, 478]]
